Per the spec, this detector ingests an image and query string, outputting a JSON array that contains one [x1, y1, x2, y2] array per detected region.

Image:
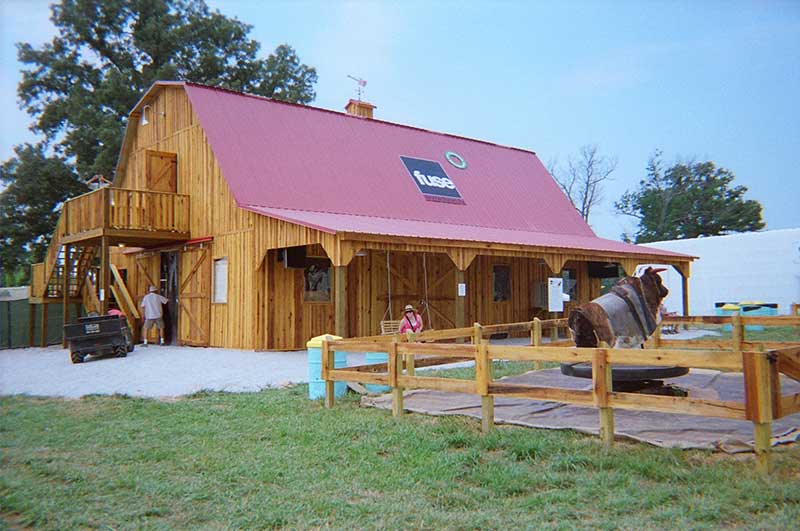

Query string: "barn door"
[[146, 150, 177, 193], [178, 245, 210, 346]]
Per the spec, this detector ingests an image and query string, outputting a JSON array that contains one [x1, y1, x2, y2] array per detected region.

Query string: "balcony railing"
[[63, 187, 190, 237]]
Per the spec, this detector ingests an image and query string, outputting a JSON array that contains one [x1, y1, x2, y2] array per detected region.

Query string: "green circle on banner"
[[445, 151, 467, 169]]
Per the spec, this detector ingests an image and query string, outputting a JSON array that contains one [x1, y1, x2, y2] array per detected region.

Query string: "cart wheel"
[[125, 331, 134, 352], [70, 352, 85, 364], [114, 345, 127, 358]]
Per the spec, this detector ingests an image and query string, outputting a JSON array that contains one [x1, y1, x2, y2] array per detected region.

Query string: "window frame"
[[492, 264, 512, 303], [303, 257, 332, 303], [212, 257, 228, 304]]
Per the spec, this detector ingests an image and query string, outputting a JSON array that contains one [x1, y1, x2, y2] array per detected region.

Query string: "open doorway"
[[160, 251, 179, 345]]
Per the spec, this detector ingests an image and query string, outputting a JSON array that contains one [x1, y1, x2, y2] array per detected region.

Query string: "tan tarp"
[[362, 368, 800, 453]]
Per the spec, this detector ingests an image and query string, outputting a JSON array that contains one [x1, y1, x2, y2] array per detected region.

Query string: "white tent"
[[641, 229, 800, 315]]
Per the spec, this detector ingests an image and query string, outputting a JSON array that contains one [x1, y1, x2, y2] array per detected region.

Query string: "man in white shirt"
[[140, 285, 168, 346]]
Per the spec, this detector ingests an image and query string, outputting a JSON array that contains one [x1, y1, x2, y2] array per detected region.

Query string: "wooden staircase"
[[43, 244, 97, 299]]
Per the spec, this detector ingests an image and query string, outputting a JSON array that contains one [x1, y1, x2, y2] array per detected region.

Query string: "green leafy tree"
[[615, 150, 765, 243], [1, 0, 318, 284], [0, 144, 88, 283], [17, 0, 318, 179]]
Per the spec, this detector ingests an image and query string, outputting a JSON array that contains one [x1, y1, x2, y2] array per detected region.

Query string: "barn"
[[29, 81, 692, 350]]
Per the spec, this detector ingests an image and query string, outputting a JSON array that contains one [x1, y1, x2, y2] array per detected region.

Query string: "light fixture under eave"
[[140, 104, 151, 126]]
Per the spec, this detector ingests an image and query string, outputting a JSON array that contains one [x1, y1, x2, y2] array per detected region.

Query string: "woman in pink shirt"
[[399, 304, 423, 334]]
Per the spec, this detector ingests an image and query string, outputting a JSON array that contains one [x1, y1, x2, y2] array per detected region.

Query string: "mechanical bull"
[[568, 267, 669, 348]]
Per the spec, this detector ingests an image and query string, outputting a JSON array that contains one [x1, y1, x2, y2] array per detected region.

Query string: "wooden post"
[[593, 344, 614, 446], [532, 318, 542, 369], [681, 272, 690, 325], [455, 269, 466, 343], [732, 312, 743, 354], [323, 340, 334, 409], [28, 303, 35, 347], [39, 303, 48, 347], [472, 322, 482, 345], [100, 237, 110, 314], [550, 313, 559, 342], [743, 351, 774, 475], [477, 341, 494, 433], [334, 265, 346, 338], [61, 245, 71, 348], [405, 352, 415, 376], [650, 321, 662, 349], [389, 339, 403, 417]]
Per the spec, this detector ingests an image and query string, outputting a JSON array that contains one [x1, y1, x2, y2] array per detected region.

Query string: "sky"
[[1, 0, 798, 240]]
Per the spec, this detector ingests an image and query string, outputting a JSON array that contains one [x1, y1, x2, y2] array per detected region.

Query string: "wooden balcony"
[[60, 187, 190, 244], [30, 187, 190, 301]]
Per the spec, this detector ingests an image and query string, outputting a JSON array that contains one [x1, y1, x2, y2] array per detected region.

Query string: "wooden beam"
[[39, 303, 48, 348], [593, 346, 614, 446], [334, 265, 346, 338], [99, 237, 110, 313], [743, 351, 774, 475], [681, 269, 690, 317], [28, 303, 35, 347], [62, 245, 71, 348], [454, 269, 466, 332]]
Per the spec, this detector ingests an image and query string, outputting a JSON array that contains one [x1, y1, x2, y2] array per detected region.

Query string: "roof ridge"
[[182, 81, 538, 156]]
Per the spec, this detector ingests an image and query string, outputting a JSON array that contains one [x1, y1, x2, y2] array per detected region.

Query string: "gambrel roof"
[[124, 82, 689, 259]]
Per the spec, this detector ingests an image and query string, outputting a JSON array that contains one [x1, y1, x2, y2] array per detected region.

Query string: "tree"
[[0, 144, 88, 283], [17, 0, 318, 180], [549, 144, 617, 223], [1, 0, 318, 284], [615, 150, 765, 243]]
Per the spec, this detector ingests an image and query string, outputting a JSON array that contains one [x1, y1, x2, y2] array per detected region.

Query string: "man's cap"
[[148, 286, 158, 292]]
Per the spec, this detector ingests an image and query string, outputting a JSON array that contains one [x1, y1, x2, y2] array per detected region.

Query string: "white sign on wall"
[[548, 278, 563, 313], [457, 283, 466, 297]]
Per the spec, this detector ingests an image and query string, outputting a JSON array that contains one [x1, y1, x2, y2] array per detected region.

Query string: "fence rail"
[[322, 314, 800, 476]]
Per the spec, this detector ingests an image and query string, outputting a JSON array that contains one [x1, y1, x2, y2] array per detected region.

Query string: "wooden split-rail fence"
[[321, 314, 800, 475]]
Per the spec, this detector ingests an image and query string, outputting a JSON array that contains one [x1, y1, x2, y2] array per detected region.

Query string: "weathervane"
[[347, 74, 367, 100]]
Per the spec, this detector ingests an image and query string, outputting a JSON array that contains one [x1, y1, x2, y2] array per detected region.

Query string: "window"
[[304, 258, 331, 302], [562, 268, 577, 300], [213, 257, 228, 303], [493, 265, 511, 302]]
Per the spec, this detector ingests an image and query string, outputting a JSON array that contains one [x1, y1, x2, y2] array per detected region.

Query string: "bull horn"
[[650, 267, 667, 273]]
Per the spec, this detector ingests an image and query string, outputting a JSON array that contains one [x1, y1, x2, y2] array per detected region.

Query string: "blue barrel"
[[740, 302, 776, 331], [307, 334, 347, 400], [364, 352, 390, 393]]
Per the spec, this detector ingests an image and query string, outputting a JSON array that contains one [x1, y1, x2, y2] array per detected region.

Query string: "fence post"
[[593, 343, 614, 446], [532, 318, 542, 369], [472, 322, 482, 345], [550, 314, 559, 342], [28, 303, 35, 347], [389, 339, 403, 417], [322, 340, 334, 409], [477, 340, 494, 433], [743, 350, 774, 475], [732, 312, 744, 354]]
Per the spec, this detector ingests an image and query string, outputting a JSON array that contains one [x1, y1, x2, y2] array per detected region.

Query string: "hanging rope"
[[421, 252, 432, 329], [382, 251, 393, 321]]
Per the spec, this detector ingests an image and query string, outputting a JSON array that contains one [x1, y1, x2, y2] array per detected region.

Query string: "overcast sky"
[[1, 0, 798, 240]]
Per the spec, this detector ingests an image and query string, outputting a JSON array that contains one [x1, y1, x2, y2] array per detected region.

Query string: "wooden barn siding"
[[114, 86, 336, 349], [266, 247, 335, 350], [107, 85, 659, 349], [210, 231, 255, 349]]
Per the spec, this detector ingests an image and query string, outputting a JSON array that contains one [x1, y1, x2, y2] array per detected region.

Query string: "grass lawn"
[[2, 386, 800, 530], [692, 326, 800, 344]]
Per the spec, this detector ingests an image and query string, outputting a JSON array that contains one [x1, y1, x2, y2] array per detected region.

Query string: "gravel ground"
[[0, 345, 368, 399], [0, 329, 717, 399]]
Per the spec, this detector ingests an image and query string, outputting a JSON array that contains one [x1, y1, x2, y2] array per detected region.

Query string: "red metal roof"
[[182, 83, 688, 259]]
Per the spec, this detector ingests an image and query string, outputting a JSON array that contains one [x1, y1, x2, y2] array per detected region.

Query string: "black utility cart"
[[64, 315, 134, 364]]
